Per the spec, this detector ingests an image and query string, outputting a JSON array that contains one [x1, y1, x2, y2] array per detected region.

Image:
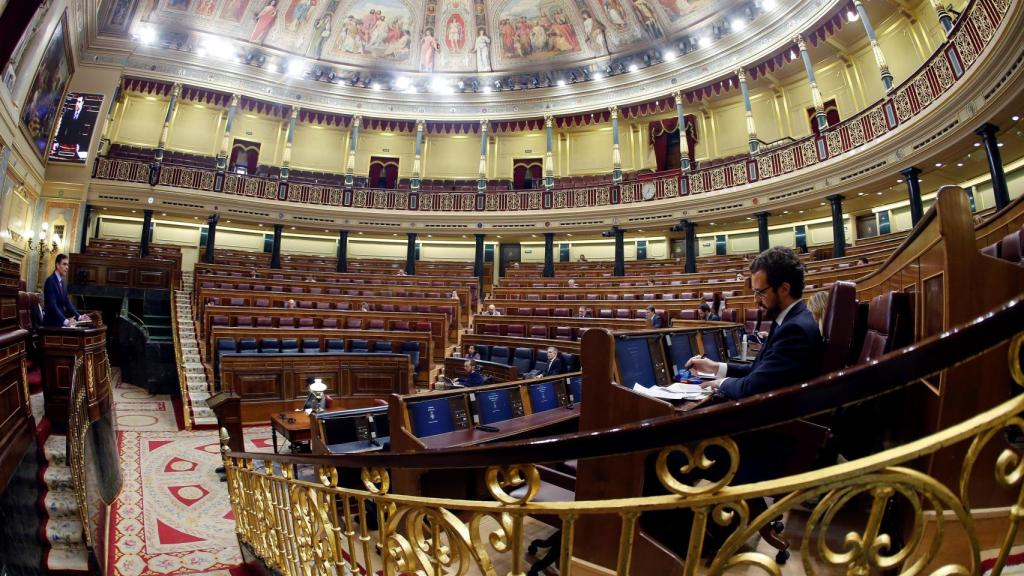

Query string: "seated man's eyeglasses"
[[752, 286, 771, 299]]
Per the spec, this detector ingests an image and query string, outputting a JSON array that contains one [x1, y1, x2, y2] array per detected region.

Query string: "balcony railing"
[[91, 0, 1008, 213], [220, 295, 1024, 575]]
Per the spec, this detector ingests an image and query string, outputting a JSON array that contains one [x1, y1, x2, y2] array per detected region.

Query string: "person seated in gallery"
[[482, 304, 501, 316], [459, 359, 486, 387], [576, 306, 592, 318], [647, 304, 664, 328], [541, 347, 566, 376], [465, 345, 481, 360], [578, 254, 588, 262], [686, 247, 823, 400], [285, 299, 297, 309], [700, 302, 720, 321]]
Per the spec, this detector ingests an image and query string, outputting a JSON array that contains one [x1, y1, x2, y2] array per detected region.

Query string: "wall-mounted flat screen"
[[48, 92, 102, 163]]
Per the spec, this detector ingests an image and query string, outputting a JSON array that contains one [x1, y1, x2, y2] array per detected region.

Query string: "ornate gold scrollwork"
[[485, 463, 540, 505], [655, 437, 739, 496], [360, 466, 390, 494]]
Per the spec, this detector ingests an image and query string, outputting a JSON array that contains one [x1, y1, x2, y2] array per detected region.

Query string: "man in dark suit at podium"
[[44, 254, 88, 328], [687, 246, 822, 400]]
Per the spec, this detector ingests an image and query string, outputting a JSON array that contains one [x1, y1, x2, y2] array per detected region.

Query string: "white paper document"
[[632, 383, 709, 401]]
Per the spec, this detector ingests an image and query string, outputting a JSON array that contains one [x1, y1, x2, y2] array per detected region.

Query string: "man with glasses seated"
[[686, 246, 822, 400]]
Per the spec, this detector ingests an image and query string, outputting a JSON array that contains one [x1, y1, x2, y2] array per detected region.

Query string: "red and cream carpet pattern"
[[108, 378, 272, 575]]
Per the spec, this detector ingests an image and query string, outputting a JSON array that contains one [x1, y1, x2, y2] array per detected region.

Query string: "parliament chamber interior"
[[1, 0, 1024, 573]]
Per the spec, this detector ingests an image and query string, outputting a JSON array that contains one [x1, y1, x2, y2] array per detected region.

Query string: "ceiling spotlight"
[[556, 79, 566, 87], [762, 0, 777, 9], [195, 47, 207, 58], [628, 63, 639, 72], [934, 162, 943, 167], [133, 24, 157, 45], [877, 192, 883, 195], [483, 85, 493, 93], [957, 162, 964, 167], [846, 9, 859, 21], [998, 142, 1004, 147], [371, 82, 380, 91], [393, 76, 410, 90], [896, 179, 903, 183], [730, 18, 746, 31], [1013, 115, 1021, 122], [327, 71, 336, 81], [698, 36, 712, 48], [663, 50, 677, 60], [593, 72, 604, 80], [974, 142, 981, 147], [286, 59, 305, 77]]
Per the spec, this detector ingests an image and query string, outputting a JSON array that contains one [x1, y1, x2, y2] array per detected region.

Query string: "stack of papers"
[[631, 383, 711, 401]]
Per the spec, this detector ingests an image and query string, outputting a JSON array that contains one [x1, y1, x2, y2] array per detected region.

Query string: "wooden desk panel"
[[220, 353, 412, 424], [69, 254, 179, 290], [209, 327, 432, 387]]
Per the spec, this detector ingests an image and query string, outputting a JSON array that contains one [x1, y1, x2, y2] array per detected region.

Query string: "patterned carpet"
[[108, 380, 272, 576]]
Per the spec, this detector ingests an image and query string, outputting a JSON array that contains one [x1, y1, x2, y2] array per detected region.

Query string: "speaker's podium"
[[39, 314, 111, 434]]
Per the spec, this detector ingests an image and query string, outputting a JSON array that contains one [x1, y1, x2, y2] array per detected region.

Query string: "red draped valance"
[[123, 77, 172, 96], [298, 109, 349, 127], [239, 96, 290, 118], [180, 86, 232, 107]]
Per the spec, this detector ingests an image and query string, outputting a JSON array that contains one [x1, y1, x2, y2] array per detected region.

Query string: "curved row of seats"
[[215, 337, 422, 376], [465, 344, 580, 378], [981, 227, 1024, 263], [210, 314, 431, 332], [496, 291, 739, 303], [200, 283, 459, 299]]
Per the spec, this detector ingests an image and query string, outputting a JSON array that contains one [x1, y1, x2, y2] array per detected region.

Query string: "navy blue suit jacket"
[[543, 354, 567, 376], [719, 300, 822, 400], [650, 314, 664, 328], [43, 272, 79, 327]]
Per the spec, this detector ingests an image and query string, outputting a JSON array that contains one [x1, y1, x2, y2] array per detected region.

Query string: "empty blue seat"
[[238, 338, 257, 353], [260, 338, 280, 353], [400, 342, 421, 375], [513, 347, 534, 375], [326, 339, 345, 352], [372, 341, 393, 353], [216, 338, 237, 355], [301, 339, 320, 353], [281, 338, 299, 353], [490, 346, 511, 366], [350, 339, 369, 353], [475, 344, 492, 361], [531, 359, 549, 374]]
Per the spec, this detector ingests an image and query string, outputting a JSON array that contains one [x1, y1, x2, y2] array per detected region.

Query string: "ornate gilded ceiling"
[[101, 0, 755, 74], [89, 0, 841, 117]]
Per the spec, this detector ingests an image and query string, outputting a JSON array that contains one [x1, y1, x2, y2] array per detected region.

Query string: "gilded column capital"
[[480, 119, 489, 132], [352, 114, 362, 124], [170, 82, 182, 97], [229, 94, 240, 107], [544, 115, 553, 127], [794, 35, 808, 52], [735, 68, 746, 82], [609, 105, 618, 119], [416, 119, 426, 131]]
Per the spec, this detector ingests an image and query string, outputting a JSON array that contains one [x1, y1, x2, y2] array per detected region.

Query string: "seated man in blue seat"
[[459, 359, 486, 387], [687, 246, 822, 400]]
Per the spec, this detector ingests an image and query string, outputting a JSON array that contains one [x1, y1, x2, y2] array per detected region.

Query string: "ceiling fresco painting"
[[100, 0, 741, 74]]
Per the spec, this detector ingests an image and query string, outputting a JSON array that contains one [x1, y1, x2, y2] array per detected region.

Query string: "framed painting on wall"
[[18, 11, 73, 163]]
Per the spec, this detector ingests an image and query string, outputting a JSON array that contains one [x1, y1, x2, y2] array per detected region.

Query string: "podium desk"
[[39, 323, 110, 434]]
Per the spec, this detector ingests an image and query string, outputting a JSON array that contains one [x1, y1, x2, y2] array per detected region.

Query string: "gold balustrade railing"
[[220, 294, 1024, 575]]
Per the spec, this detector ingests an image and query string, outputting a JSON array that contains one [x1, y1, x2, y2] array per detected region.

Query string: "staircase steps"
[[174, 271, 217, 427], [39, 432, 89, 573]]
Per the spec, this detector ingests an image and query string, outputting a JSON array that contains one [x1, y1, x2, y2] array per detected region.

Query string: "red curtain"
[[808, 99, 841, 135], [512, 159, 543, 189], [369, 156, 399, 189], [229, 139, 260, 174], [649, 116, 697, 171]]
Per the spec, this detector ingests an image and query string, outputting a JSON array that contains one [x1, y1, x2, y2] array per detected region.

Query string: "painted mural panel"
[[328, 0, 417, 66], [98, 0, 741, 72]]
